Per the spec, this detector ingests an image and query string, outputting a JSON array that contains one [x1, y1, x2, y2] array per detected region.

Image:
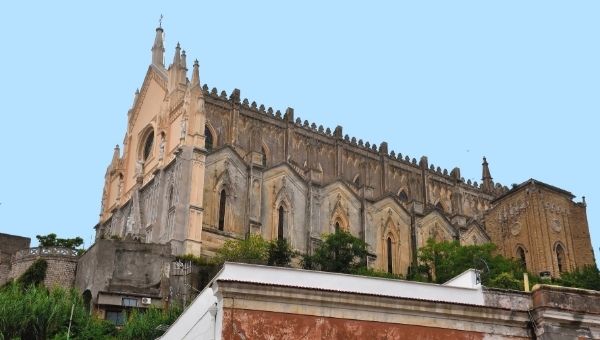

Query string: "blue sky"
[[1, 1, 598, 263]]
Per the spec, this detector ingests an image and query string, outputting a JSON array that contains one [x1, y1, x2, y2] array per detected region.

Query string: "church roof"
[[492, 178, 575, 203]]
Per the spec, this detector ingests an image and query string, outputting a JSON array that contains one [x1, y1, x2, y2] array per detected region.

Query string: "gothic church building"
[[96, 26, 595, 278]]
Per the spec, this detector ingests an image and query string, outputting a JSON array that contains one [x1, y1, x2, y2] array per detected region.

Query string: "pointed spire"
[[191, 59, 200, 87], [132, 88, 139, 106], [112, 144, 121, 164], [481, 156, 494, 192], [151, 26, 165, 68], [172, 42, 181, 67], [180, 50, 187, 70]]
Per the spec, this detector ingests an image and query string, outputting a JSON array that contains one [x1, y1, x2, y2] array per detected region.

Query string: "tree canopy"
[[36, 233, 84, 249], [413, 239, 524, 288], [302, 229, 369, 274]]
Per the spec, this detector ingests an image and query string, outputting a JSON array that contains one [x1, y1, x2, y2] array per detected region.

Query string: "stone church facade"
[[96, 26, 595, 278]]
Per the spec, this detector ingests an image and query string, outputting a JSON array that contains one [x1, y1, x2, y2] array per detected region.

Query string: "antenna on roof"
[[159, 14, 163, 28]]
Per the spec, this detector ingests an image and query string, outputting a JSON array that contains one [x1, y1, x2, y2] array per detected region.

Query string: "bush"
[[302, 230, 368, 274], [118, 306, 182, 339], [0, 283, 116, 340], [17, 259, 48, 287], [216, 234, 269, 264], [554, 265, 600, 291], [489, 272, 523, 290], [267, 238, 294, 267]]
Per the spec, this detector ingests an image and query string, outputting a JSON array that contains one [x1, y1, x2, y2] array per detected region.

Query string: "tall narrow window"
[[142, 130, 154, 161], [387, 237, 393, 274], [517, 247, 527, 270], [205, 125, 213, 151], [335, 221, 340, 233], [277, 206, 285, 240], [556, 244, 566, 273], [218, 190, 226, 231], [261, 147, 267, 167]]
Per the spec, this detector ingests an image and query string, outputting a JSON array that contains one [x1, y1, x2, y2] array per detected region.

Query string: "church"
[[96, 25, 595, 279]]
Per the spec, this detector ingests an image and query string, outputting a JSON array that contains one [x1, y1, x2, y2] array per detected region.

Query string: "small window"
[[398, 191, 408, 202], [278, 206, 285, 240], [205, 125, 213, 151], [335, 221, 340, 233], [122, 297, 138, 307], [435, 202, 444, 212], [142, 130, 154, 161], [218, 190, 226, 231], [106, 310, 126, 326]]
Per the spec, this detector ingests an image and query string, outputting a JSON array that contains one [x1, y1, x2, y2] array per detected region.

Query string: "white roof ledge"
[[217, 263, 485, 306], [442, 269, 482, 289]]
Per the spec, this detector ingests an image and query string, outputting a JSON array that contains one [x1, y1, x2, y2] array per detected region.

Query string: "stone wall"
[[0, 233, 30, 285], [75, 239, 173, 306], [8, 247, 78, 288]]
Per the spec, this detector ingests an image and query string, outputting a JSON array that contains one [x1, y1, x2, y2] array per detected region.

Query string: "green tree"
[[554, 265, 600, 291], [489, 272, 523, 290], [416, 239, 523, 286], [36, 233, 84, 249], [267, 238, 294, 267], [215, 234, 269, 264], [302, 230, 368, 274]]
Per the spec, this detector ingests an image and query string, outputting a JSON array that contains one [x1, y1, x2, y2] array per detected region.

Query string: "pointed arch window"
[[205, 125, 214, 151], [387, 237, 393, 274], [277, 205, 285, 240], [353, 175, 361, 187], [218, 189, 226, 231], [261, 146, 268, 167], [516, 246, 527, 270], [556, 244, 566, 273], [142, 130, 154, 161], [435, 202, 444, 212], [398, 190, 408, 202], [335, 221, 340, 233]]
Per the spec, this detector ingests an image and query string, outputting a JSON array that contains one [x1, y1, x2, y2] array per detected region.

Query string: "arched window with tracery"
[[556, 244, 566, 273], [205, 125, 214, 151], [516, 246, 527, 270], [141, 129, 154, 161], [218, 189, 226, 231], [387, 237, 393, 274]]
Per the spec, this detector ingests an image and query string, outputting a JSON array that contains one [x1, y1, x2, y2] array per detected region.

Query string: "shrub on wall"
[[17, 259, 48, 287]]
